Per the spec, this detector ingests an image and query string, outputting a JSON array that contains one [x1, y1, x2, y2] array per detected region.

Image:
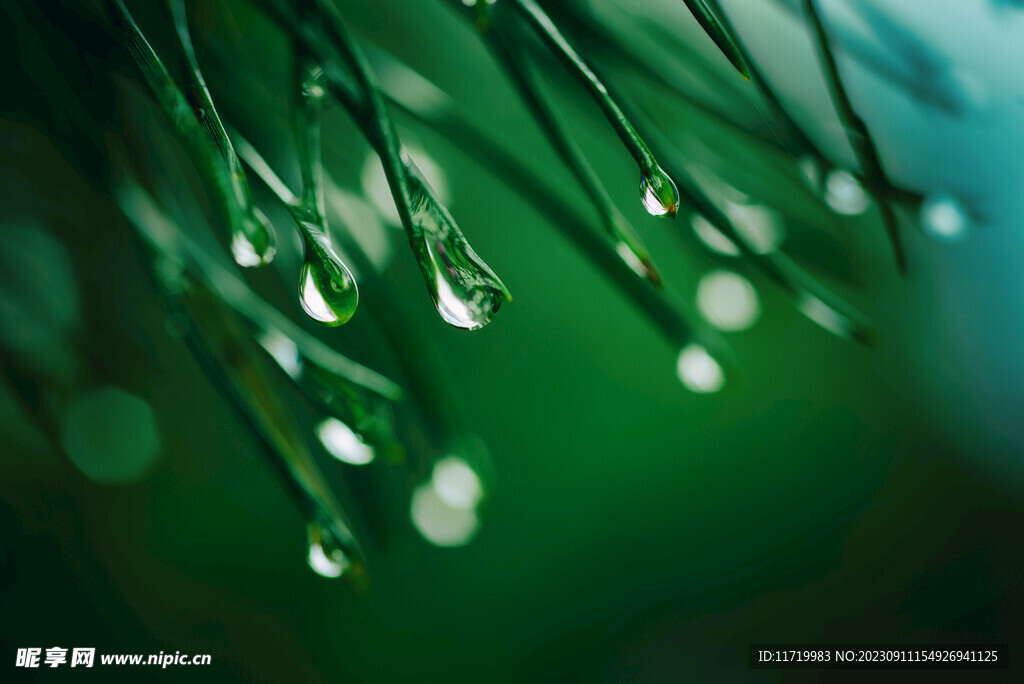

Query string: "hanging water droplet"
[[316, 418, 374, 465], [676, 344, 725, 393], [306, 522, 349, 578], [230, 209, 277, 267], [919, 194, 969, 242], [298, 234, 358, 326], [696, 270, 760, 332], [405, 162, 510, 330], [824, 170, 870, 216], [639, 166, 679, 217]]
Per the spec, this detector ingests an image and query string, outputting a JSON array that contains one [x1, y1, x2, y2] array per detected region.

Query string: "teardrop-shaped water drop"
[[676, 344, 725, 393], [231, 208, 277, 267], [306, 521, 349, 578], [640, 167, 679, 217], [298, 232, 358, 326], [919, 194, 968, 242], [405, 162, 510, 330]]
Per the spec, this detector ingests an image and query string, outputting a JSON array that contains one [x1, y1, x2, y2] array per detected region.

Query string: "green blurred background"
[[2, 0, 1023, 681]]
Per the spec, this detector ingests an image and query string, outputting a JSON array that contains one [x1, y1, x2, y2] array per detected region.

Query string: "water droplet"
[[691, 214, 740, 256], [639, 167, 679, 217], [920, 194, 968, 242], [411, 481, 480, 547], [306, 522, 349, 578], [696, 270, 760, 331], [298, 234, 358, 326], [676, 344, 725, 393], [824, 170, 870, 216], [432, 456, 483, 509], [405, 163, 510, 330], [316, 418, 374, 465], [230, 209, 277, 267]]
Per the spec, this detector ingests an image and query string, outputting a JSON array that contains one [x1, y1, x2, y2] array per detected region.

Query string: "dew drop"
[[316, 418, 374, 465], [640, 167, 679, 217], [405, 162, 510, 330], [920, 194, 968, 242], [676, 344, 725, 393], [230, 209, 277, 268], [824, 170, 870, 216], [298, 234, 358, 326], [306, 522, 349, 578]]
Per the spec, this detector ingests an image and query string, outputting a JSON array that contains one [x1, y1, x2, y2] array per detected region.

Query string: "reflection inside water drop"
[[298, 239, 358, 327], [639, 168, 679, 217], [676, 344, 725, 393]]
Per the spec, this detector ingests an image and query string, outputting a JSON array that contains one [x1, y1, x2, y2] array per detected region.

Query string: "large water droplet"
[[920, 194, 968, 242], [230, 209, 277, 268], [298, 233, 358, 326], [676, 344, 725, 393], [639, 167, 679, 217], [824, 170, 870, 216], [405, 162, 510, 330], [316, 418, 374, 465], [696, 270, 760, 332], [306, 522, 349, 578]]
